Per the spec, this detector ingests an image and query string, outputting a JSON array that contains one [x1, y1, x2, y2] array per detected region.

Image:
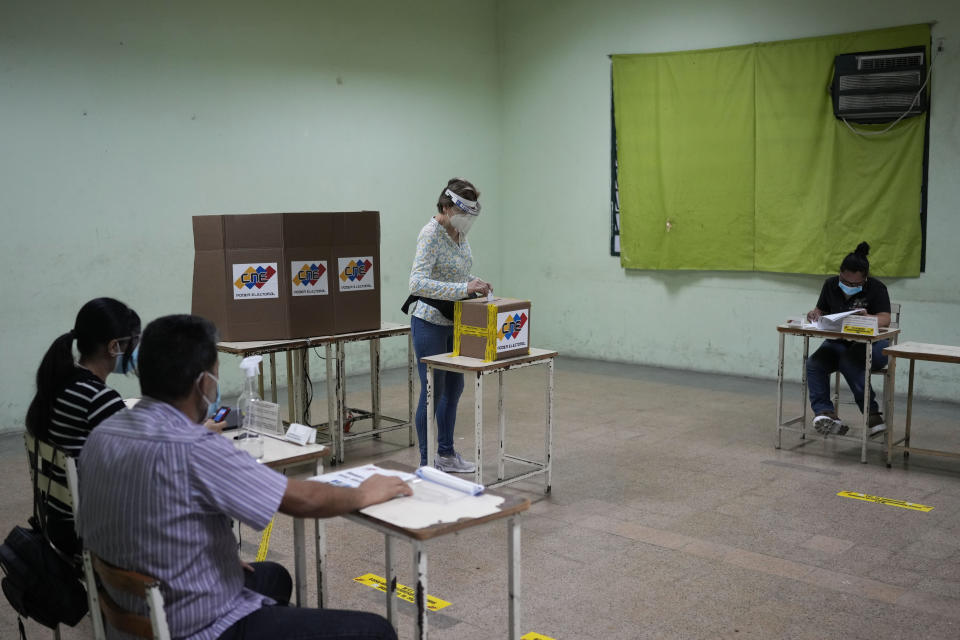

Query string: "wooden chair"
[[23, 432, 105, 640], [86, 552, 171, 640], [832, 302, 901, 419]]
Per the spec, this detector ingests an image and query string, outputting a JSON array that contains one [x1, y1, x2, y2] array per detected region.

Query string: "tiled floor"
[[1, 357, 958, 639]]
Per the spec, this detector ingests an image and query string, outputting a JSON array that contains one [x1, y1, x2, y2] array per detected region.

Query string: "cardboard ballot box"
[[453, 297, 531, 361], [192, 212, 380, 341]]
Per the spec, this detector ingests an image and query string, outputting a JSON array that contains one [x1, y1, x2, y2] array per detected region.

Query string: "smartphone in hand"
[[213, 406, 231, 422]]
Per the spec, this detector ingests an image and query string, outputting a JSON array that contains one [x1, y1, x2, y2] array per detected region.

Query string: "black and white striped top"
[[42, 367, 124, 518]]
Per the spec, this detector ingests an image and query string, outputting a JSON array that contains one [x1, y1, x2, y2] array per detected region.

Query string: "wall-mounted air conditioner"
[[831, 46, 927, 124]]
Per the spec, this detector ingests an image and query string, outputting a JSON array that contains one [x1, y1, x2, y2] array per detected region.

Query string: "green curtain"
[[614, 24, 929, 276]]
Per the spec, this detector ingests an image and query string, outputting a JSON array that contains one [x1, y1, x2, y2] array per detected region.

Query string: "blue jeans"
[[807, 339, 888, 415], [218, 562, 396, 639], [411, 316, 464, 465]]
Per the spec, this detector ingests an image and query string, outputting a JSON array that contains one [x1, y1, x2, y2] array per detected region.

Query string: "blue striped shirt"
[[77, 397, 289, 640]]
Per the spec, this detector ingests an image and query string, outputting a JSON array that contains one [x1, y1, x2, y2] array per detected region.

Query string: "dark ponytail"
[[436, 177, 479, 213], [839, 241, 870, 276], [25, 298, 141, 440]]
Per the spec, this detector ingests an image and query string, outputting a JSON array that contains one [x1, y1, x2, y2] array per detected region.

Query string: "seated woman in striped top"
[[25, 297, 141, 557]]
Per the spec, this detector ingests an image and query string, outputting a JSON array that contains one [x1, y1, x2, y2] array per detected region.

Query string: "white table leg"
[[498, 371, 505, 481], [546, 358, 554, 493], [287, 351, 296, 427], [801, 337, 809, 438], [293, 516, 306, 606], [336, 341, 347, 464], [475, 372, 484, 486], [371, 338, 381, 435], [508, 516, 522, 640], [385, 535, 397, 632], [885, 354, 897, 468], [314, 458, 326, 608], [861, 341, 873, 463], [325, 343, 336, 461], [426, 364, 436, 469], [414, 541, 428, 640], [408, 334, 415, 446], [776, 333, 785, 449]]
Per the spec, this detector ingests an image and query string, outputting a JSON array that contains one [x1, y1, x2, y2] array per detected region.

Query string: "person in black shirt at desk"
[[805, 242, 891, 437]]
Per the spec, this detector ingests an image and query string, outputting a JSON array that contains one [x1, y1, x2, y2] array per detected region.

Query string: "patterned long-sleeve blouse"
[[408, 218, 473, 326]]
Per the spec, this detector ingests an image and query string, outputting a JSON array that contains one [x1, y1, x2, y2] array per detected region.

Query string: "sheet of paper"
[[309, 464, 416, 488], [814, 309, 863, 331], [248, 400, 281, 434], [359, 488, 505, 529], [284, 423, 314, 446]]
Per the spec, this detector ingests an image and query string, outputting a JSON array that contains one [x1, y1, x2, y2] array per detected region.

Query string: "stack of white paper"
[[802, 309, 863, 331]]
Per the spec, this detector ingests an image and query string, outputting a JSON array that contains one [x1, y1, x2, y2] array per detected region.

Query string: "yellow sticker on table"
[[522, 633, 557, 640], [842, 325, 876, 336], [353, 573, 451, 611], [837, 491, 933, 512]]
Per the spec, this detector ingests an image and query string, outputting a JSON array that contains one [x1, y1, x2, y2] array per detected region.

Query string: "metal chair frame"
[[832, 302, 902, 418]]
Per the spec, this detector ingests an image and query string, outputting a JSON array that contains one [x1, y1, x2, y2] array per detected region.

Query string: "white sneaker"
[[435, 452, 476, 473], [813, 414, 848, 436], [869, 422, 887, 438]]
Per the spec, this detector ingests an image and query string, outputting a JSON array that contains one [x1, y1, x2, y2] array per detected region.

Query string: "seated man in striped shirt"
[[77, 314, 410, 640]]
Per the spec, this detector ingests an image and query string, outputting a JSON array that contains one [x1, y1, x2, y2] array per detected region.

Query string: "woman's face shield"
[[445, 189, 480, 236]]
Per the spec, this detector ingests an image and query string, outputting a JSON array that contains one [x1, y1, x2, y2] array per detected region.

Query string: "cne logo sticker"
[[496, 308, 529, 352], [338, 257, 375, 292], [232, 263, 279, 299], [291, 261, 328, 297]]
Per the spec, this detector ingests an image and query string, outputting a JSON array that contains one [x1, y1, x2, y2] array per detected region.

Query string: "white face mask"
[[449, 213, 476, 237]]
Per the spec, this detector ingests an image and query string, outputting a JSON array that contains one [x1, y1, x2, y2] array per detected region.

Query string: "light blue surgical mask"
[[838, 281, 863, 296], [197, 372, 221, 421], [110, 343, 139, 376]]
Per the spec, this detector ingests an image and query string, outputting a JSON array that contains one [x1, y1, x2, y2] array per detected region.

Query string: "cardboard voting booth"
[[192, 211, 380, 341], [453, 297, 531, 361]]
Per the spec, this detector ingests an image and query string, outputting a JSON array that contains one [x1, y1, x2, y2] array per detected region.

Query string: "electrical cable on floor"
[[301, 351, 312, 426]]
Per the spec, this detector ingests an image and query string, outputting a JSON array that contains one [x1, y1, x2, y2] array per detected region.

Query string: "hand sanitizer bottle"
[[236, 356, 264, 459]]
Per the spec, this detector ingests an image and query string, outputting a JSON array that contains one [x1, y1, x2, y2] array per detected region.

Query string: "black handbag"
[[0, 438, 88, 636]]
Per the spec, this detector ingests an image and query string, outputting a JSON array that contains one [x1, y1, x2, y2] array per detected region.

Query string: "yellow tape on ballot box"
[[837, 491, 933, 512], [353, 573, 452, 611], [522, 633, 557, 640]]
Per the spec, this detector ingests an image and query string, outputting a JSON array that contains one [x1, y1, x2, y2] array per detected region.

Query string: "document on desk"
[[359, 483, 505, 530], [310, 464, 504, 529], [309, 464, 416, 488], [795, 310, 863, 331]]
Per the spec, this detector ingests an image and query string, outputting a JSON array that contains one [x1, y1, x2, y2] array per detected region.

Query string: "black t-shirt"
[[815, 276, 890, 315]]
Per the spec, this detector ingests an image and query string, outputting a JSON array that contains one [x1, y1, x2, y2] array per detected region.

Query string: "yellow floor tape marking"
[[837, 491, 933, 512], [522, 633, 557, 640], [353, 573, 452, 611], [255, 516, 276, 562]]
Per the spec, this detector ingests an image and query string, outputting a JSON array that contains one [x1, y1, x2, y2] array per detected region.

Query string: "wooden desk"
[[882, 342, 960, 467], [233, 434, 330, 608], [339, 462, 530, 639], [775, 324, 900, 463], [217, 323, 414, 464], [420, 348, 557, 492]]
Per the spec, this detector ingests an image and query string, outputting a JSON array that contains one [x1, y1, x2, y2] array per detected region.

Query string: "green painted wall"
[[497, 0, 960, 401], [2, 0, 957, 433], [0, 0, 501, 431]]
